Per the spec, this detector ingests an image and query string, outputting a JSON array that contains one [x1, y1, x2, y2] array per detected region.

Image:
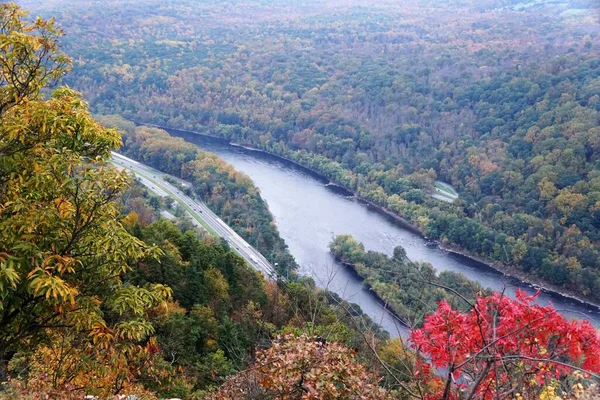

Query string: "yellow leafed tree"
[[0, 3, 171, 397]]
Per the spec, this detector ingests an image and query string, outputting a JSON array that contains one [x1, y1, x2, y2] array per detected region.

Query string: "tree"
[[207, 334, 393, 400], [329, 234, 365, 262], [393, 245, 408, 262], [0, 4, 170, 395], [409, 291, 600, 400], [0, 3, 69, 117], [4, 333, 169, 399], [552, 189, 587, 225]]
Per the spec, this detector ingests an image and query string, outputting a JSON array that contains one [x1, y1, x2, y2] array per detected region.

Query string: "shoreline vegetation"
[[5, 4, 600, 399], [4, 4, 600, 398], [328, 233, 485, 328], [140, 121, 600, 313], [98, 116, 299, 277], [32, 0, 599, 323], [106, 117, 408, 337]]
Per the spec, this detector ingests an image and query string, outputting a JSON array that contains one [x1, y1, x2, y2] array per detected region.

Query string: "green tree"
[[0, 5, 170, 394], [0, 3, 69, 117]]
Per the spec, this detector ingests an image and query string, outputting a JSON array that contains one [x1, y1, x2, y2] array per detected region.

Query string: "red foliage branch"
[[409, 290, 600, 399]]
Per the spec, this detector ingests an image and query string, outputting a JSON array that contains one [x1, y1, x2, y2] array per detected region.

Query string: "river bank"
[[134, 121, 600, 315], [439, 243, 600, 311], [331, 255, 412, 329]]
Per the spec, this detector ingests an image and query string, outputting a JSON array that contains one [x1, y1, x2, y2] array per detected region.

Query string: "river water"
[[165, 127, 600, 337]]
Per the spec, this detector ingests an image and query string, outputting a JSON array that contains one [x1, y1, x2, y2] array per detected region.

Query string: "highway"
[[111, 152, 277, 278]]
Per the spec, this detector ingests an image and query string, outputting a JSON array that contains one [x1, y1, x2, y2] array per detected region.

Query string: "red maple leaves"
[[409, 290, 600, 399]]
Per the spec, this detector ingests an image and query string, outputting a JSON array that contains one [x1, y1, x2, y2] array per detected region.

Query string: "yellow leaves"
[[205, 267, 230, 302], [122, 210, 139, 227], [151, 299, 184, 322], [205, 338, 218, 352], [562, 371, 600, 399], [54, 197, 73, 218], [538, 178, 557, 202], [32, 161, 42, 174], [552, 188, 587, 225], [0, 9, 175, 399], [115, 319, 155, 341], [0, 3, 70, 116], [468, 154, 481, 168], [150, 283, 173, 301], [539, 383, 563, 400], [110, 284, 171, 334], [24, 254, 79, 304], [417, 215, 431, 231], [0, 258, 21, 305], [566, 257, 581, 272], [90, 322, 114, 349], [43, 253, 76, 274], [0, 261, 20, 287], [8, 331, 162, 399], [27, 266, 78, 305], [378, 337, 416, 373]]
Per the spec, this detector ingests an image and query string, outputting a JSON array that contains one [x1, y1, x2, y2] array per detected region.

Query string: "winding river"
[[164, 127, 600, 337]]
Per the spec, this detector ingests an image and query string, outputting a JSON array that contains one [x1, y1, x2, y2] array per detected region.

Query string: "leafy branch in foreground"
[[0, 2, 70, 117], [0, 4, 171, 396], [410, 291, 600, 399]]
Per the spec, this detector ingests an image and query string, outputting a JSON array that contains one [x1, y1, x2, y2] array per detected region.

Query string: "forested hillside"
[[97, 115, 298, 276], [17, 0, 600, 302], [2, 4, 600, 398], [0, 6, 391, 396]]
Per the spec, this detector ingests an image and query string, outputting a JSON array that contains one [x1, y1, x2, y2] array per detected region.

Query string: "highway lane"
[[110, 152, 277, 278]]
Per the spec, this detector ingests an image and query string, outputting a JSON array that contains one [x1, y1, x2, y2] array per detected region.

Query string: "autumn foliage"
[[3, 3, 600, 399], [3, 335, 166, 399], [409, 291, 600, 399], [208, 334, 392, 400], [0, 4, 172, 395]]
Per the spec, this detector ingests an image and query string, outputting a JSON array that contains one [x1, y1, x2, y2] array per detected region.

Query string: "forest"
[[329, 234, 486, 326], [95, 115, 298, 277], [2, 2, 600, 399], [17, 0, 600, 302]]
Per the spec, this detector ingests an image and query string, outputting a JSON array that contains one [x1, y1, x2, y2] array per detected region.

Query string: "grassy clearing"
[[435, 191, 456, 200], [434, 182, 458, 197]]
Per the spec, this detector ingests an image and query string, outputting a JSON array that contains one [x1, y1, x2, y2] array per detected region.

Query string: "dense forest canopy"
[[329, 234, 485, 326], [2, 3, 600, 398], [0, 6, 390, 397], [97, 115, 298, 276], [16, 0, 600, 303]]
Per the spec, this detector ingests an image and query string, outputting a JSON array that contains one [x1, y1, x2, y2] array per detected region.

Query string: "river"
[[164, 127, 600, 338]]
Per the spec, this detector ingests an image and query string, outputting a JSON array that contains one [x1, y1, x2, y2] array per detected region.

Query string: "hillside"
[[17, 0, 600, 302], [2, 3, 600, 399]]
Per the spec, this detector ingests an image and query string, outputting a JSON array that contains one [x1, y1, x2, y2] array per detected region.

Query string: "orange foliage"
[[207, 334, 392, 400]]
